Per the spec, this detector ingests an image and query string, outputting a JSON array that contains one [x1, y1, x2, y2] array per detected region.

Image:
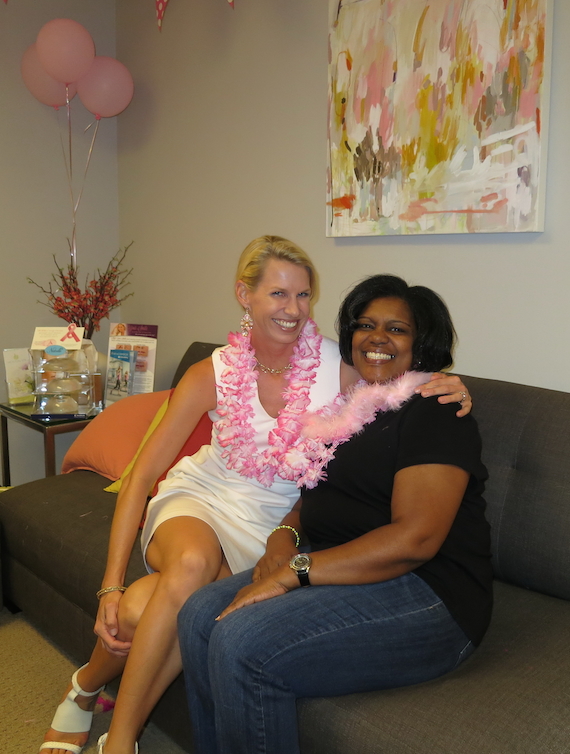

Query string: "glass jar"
[[30, 341, 101, 418]]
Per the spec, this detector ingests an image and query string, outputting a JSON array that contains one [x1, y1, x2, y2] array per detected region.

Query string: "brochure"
[[107, 323, 158, 400], [105, 349, 137, 407]]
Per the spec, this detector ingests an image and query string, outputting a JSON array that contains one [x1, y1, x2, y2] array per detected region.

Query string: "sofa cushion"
[[152, 411, 213, 491], [0, 471, 148, 617], [298, 580, 570, 754], [63, 390, 213, 494], [104, 410, 213, 497], [103, 393, 171, 492], [61, 390, 172, 481], [464, 376, 570, 601]]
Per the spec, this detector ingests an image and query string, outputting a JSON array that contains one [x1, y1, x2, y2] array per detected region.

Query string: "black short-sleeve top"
[[300, 394, 493, 645]]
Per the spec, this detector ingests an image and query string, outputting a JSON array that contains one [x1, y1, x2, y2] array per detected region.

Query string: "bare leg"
[[101, 516, 231, 754], [39, 575, 160, 754]]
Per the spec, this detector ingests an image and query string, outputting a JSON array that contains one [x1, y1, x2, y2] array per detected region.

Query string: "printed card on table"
[[31, 325, 85, 351], [3, 348, 34, 404]]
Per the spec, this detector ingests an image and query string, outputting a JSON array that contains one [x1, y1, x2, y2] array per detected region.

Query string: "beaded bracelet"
[[270, 525, 301, 548], [96, 585, 127, 599]]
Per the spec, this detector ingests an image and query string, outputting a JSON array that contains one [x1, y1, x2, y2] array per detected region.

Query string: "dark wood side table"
[[0, 403, 95, 486]]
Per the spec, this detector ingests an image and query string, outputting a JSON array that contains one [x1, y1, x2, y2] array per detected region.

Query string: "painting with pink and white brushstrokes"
[[327, 0, 552, 236]]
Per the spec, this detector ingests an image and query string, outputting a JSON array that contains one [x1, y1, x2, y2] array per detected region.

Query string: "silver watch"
[[289, 553, 312, 587]]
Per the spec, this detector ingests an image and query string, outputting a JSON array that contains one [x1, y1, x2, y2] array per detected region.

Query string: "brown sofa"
[[1, 342, 569, 753]]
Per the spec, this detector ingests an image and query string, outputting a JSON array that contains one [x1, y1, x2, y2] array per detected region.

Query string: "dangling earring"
[[240, 308, 253, 336]]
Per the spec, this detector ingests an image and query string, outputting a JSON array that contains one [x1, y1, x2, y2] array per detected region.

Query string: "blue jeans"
[[178, 569, 474, 754]]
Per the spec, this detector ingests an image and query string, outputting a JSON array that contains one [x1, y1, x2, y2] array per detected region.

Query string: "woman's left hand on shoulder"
[[415, 373, 472, 417]]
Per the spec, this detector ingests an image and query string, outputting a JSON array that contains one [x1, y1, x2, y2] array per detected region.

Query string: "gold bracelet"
[[270, 525, 300, 548], [96, 585, 127, 600]]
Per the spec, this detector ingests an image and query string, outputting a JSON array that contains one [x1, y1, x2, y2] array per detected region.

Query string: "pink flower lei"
[[214, 317, 430, 489], [213, 318, 323, 487], [287, 370, 432, 489]]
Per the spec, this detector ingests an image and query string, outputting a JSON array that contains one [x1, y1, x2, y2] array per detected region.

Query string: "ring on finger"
[[459, 391, 467, 404]]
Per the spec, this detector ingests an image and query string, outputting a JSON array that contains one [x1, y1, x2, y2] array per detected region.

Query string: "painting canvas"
[[327, 0, 552, 236]]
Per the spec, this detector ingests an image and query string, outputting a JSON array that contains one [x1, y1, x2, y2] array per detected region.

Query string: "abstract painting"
[[327, 0, 552, 236]]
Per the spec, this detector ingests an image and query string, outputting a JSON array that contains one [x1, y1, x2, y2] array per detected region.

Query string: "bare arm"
[[218, 463, 469, 618], [95, 356, 217, 652]]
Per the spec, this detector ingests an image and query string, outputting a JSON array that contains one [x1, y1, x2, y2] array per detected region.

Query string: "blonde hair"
[[235, 235, 319, 302]]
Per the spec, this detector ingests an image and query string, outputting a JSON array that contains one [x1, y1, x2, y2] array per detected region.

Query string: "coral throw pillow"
[[62, 390, 213, 488], [62, 391, 172, 480]]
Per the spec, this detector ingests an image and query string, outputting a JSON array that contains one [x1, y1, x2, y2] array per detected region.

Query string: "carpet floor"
[[0, 606, 188, 754]]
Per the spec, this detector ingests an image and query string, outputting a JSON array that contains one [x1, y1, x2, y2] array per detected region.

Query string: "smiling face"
[[236, 258, 311, 346], [351, 297, 416, 384]]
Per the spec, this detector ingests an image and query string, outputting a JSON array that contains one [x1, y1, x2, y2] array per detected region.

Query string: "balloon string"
[[56, 109, 73, 205], [66, 86, 77, 270], [67, 86, 73, 182], [73, 118, 100, 218], [68, 118, 100, 273], [55, 94, 102, 273], [56, 89, 77, 270]]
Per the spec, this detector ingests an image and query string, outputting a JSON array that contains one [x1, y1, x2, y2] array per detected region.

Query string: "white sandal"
[[39, 663, 105, 754], [97, 732, 139, 753]]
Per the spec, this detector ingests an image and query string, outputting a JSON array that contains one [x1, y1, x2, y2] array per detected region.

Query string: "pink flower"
[[293, 356, 319, 371], [283, 447, 309, 471]]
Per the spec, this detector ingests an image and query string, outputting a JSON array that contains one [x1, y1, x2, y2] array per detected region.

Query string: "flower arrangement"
[[28, 242, 134, 339]]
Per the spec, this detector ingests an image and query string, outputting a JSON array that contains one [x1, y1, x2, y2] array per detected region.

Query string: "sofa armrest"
[[170, 342, 222, 388]]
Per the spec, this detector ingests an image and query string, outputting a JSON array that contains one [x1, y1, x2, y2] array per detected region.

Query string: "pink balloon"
[[21, 44, 77, 107], [77, 57, 134, 118], [36, 19, 95, 84]]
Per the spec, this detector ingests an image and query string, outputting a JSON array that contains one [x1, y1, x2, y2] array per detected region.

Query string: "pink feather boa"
[[287, 371, 431, 489]]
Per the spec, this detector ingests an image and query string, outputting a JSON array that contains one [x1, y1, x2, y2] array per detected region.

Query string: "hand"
[[415, 373, 472, 417], [253, 526, 300, 581], [94, 592, 132, 657], [253, 543, 299, 581], [217, 570, 296, 621]]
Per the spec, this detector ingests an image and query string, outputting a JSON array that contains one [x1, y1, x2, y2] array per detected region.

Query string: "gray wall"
[[116, 0, 569, 394], [2, 0, 568, 483], [0, 0, 118, 483]]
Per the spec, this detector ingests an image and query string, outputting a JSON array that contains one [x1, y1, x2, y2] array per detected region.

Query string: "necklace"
[[214, 318, 323, 487], [254, 358, 292, 375], [288, 370, 431, 489]]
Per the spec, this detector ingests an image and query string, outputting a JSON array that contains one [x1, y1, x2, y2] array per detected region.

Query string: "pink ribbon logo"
[[60, 323, 81, 343]]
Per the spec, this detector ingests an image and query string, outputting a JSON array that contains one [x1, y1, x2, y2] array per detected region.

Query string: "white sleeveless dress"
[[140, 337, 341, 574]]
